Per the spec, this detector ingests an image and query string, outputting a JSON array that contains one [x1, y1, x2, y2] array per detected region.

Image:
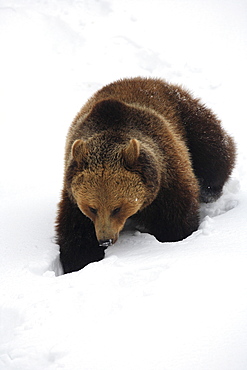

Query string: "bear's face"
[[69, 137, 161, 247], [72, 167, 146, 245]]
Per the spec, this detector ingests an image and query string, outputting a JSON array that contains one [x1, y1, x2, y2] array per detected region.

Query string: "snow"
[[0, 0, 247, 369]]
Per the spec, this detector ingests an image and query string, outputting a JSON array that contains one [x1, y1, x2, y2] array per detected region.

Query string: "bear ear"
[[122, 139, 140, 167], [72, 139, 88, 163]]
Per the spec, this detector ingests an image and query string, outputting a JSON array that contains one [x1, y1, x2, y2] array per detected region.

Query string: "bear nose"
[[99, 239, 113, 248]]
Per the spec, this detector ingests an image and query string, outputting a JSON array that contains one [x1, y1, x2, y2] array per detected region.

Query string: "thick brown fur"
[[56, 77, 236, 273]]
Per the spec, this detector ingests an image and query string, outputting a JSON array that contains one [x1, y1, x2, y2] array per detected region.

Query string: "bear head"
[[68, 135, 161, 247]]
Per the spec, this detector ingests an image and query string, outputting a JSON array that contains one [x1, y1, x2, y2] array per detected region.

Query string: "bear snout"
[[95, 217, 122, 247], [99, 239, 113, 248]]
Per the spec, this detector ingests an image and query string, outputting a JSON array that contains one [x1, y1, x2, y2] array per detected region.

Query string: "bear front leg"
[[138, 186, 200, 243], [56, 189, 105, 273]]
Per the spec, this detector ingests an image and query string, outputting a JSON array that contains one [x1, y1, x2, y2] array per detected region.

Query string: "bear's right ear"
[[72, 139, 88, 163], [122, 139, 140, 167]]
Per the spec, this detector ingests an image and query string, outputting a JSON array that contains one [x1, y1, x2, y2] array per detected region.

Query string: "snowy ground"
[[0, 0, 247, 369]]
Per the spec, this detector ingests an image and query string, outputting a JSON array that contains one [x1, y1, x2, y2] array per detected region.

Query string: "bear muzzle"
[[95, 219, 122, 248], [97, 230, 119, 247], [99, 239, 113, 248]]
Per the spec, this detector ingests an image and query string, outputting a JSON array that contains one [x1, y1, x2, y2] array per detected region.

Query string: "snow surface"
[[0, 0, 247, 369]]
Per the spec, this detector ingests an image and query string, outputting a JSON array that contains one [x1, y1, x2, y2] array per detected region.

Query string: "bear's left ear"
[[72, 139, 88, 163], [122, 139, 140, 167]]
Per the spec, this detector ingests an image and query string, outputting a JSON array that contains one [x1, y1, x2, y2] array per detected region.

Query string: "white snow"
[[0, 0, 247, 369]]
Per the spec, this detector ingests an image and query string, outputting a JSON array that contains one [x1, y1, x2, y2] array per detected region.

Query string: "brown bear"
[[56, 77, 236, 273]]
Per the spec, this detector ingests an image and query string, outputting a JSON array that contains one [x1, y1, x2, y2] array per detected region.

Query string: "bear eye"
[[111, 207, 121, 216], [89, 207, 97, 215]]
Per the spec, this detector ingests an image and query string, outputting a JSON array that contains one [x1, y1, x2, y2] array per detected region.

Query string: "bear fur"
[[56, 77, 236, 273]]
